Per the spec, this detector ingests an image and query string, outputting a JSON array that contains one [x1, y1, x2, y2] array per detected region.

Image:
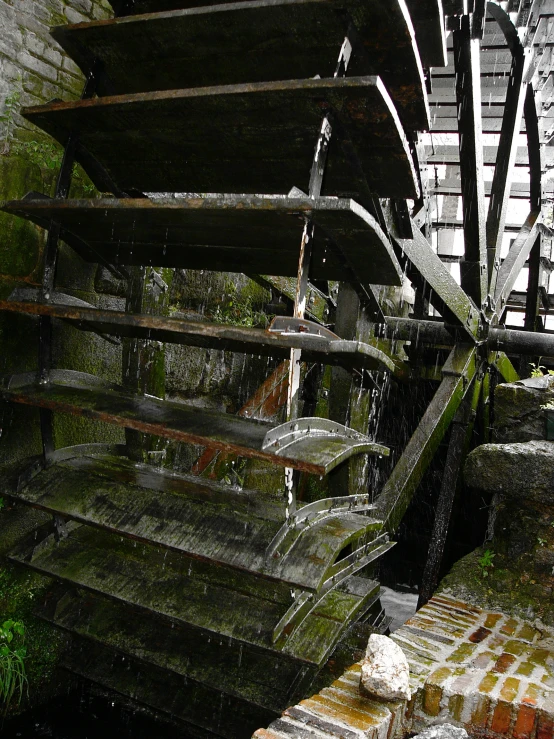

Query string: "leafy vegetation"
[[478, 548, 495, 578], [0, 619, 27, 713], [529, 361, 554, 378], [211, 284, 270, 328]]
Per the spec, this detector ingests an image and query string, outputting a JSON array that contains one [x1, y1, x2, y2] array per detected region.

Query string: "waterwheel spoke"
[[454, 12, 488, 309], [394, 220, 480, 338], [374, 345, 477, 533], [417, 375, 481, 609], [486, 4, 530, 296]]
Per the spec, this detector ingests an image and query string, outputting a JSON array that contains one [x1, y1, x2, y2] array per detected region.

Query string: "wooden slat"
[[430, 180, 542, 200], [55, 0, 429, 132], [0, 370, 385, 476], [11, 524, 373, 666], [429, 109, 526, 133], [39, 586, 303, 712], [0, 299, 395, 372], [22, 78, 419, 199], [426, 145, 551, 167], [405, 0, 447, 68], [61, 637, 277, 739], [453, 15, 488, 308], [0, 195, 403, 287], [0, 454, 381, 591]]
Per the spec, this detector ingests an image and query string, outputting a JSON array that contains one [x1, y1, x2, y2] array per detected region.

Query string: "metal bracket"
[[267, 316, 338, 340], [265, 493, 376, 560], [262, 417, 389, 458]]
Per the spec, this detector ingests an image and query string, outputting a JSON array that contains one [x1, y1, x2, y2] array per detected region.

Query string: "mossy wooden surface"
[[0, 372, 386, 476], [40, 585, 307, 712], [10, 524, 375, 666], [1, 454, 380, 592], [0, 156, 45, 281]]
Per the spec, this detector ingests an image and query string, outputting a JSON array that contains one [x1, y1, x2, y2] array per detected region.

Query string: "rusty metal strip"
[[374, 345, 477, 533]]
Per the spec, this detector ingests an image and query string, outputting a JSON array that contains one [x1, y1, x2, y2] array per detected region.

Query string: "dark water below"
[[0, 690, 191, 739]]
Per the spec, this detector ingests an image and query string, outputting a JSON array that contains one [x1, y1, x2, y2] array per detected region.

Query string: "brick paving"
[[253, 594, 554, 738]]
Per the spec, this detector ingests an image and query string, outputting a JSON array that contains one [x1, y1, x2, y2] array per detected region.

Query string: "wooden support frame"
[[454, 13, 488, 309]]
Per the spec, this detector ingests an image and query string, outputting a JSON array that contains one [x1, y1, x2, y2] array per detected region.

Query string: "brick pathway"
[[253, 594, 554, 739]]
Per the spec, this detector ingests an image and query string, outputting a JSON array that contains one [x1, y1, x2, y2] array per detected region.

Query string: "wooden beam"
[[374, 345, 477, 533], [454, 14, 487, 309]]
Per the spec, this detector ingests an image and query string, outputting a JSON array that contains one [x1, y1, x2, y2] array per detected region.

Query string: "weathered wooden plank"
[[0, 298, 395, 373], [374, 345, 477, 533], [405, 0, 447, 68], [11, 524, 373, 667], [453, 15, 488, 309], [1, 195, 403, 286], [40, 585, 308, 711], [1, 453, 380, 591], [485, 11, 529, 295], [393, 222, 480, 338], [493, 211, 541, 315], [0, 370, 385, 476], [429, 110, 525, 133], [426, 145, 551, 167], [430, 181, 543, 200], [22, 78, 419, 199], [62, 636, 278, 738], [55, 0, 429, 132]]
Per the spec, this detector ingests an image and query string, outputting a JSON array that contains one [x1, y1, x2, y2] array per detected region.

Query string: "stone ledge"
[[254, 595, 554, 739]]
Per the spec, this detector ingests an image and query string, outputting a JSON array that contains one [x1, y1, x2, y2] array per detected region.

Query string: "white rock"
[[413, 724, 468, 739], [359, 634, 411, 701]]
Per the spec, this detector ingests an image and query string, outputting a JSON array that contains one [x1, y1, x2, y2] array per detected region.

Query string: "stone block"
[[411, 725, 468, 739], [464, 440, 554, 504], [494, 376, 554, 443]]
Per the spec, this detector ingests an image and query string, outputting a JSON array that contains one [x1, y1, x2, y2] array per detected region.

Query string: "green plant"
[[478, 548, 495, 578], [0, 619, 28, 712], [212, 284, 270, 328], [0, 498, 4, 511], [538, 537, 547, 547], [529, 360, 554, 378]]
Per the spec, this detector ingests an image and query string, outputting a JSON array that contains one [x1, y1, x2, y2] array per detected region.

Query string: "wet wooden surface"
[[0, 300, 395, 372], [41, 585, 308, 713], [1, 454, 380, 591], [11, 524, 373, 665], [22, 78, 419, 199], [1, 195, 403, 286], [0, 370, 386, 475], [57, 0, 429, 133], [62, 636, 279, 737]]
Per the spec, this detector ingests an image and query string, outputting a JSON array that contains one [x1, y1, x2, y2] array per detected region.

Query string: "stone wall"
[[0, 0, 111, 134], [440, 376, 554, 626]]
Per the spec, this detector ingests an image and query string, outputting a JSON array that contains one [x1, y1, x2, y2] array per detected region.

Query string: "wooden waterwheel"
[[0, 0, 553, 735]]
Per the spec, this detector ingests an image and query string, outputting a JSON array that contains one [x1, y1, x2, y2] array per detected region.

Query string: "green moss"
[[0, 155, 45, 280], [438, 546, 554, 625]]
